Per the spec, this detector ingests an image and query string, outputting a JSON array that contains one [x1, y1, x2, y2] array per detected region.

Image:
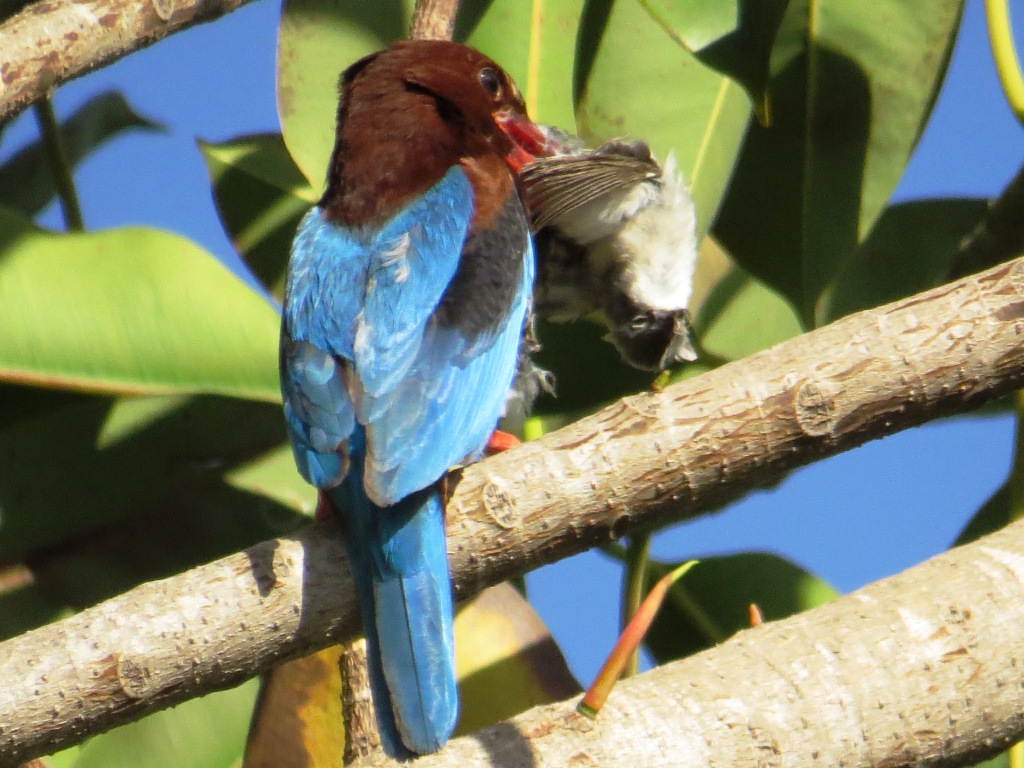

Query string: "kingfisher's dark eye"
[[479, 68, 503, 100]]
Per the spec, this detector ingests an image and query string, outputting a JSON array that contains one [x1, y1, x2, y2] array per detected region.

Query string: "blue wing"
[[280, 166, 476, 492], [283, 165, 533, 506], [361, 251, 532, 502]]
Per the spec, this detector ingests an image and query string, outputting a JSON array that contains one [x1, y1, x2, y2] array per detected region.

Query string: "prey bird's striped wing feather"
[[522, 152, 659, 231]]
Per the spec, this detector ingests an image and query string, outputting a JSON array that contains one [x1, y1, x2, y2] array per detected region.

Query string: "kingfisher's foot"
[[485, 429, 521, 455]]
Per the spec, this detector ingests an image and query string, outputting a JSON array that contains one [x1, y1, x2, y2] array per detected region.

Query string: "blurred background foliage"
[[1, 0, 1019, 765]]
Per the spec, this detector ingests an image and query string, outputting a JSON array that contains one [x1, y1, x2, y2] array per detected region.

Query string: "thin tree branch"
[[619, 533, 651, 678], [0, 0, 462, 126], [351, 517, 1024, 768], [341, 639, 383, 762], [0, 0, 253, 124], [3, 255, 1024, 765], [409, 0, 459, 41]]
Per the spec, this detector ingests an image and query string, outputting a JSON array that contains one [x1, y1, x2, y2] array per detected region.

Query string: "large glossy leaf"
[[0, 391, 295, 562], [48, 679, 259, 768], [637, 0, 790, 123], [574, 0, 752, 235], [25, 466, 307, 612], [201, 134, 315, 298], [453, 582, 580, 734], [693, 263, 803, 364], [244, 647, 345, 768], [277, 0, 584, 188], [0, 572, 68, 642], [713, 1, 965, 325], [277, 0, 410, 187], [226, 442, 318, 516], [643, 552, 838, 663], [0, 209, 280, 400], [953, 482, 1010, 547], [0, 91, 163, 219], [819, 198, 988, 323]]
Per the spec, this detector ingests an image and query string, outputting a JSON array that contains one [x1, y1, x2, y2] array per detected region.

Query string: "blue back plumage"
[[280, 164, 533, 756]]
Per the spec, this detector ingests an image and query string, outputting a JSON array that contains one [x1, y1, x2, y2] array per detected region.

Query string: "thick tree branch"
[[0, 0, 255, 123], [3, 256, 1024, 765], [350, 517, 1024, 768]]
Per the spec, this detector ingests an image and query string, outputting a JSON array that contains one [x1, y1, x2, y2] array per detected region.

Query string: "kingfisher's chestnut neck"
[[319, 41, 540, 228]]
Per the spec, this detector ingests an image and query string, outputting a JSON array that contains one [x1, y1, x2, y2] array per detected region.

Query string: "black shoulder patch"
[[434, 193, 529, 338]]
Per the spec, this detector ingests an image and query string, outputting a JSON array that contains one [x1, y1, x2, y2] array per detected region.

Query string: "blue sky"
[[2, 0, 1022, 684]]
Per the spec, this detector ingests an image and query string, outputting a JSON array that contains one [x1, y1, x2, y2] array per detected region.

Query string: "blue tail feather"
[[329, 428, 458, 756]]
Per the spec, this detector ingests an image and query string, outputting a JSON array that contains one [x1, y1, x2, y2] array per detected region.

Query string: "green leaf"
[[643, 552, 838, 662], [0, 577, 68, 642], [0, 209, 280, 400], [226, 442, 318, 516], [637, 0, 790, 123], [819, 198, 989, 323], [201, 134, 314, 298], [456, 0, 584, 131], [0, 391, 297, 563], [0, 91, 163, 218], [277, 0, 584, 188], [574, 0, 752, 236], [692, 263, 803, 363], [26, 468, 306, 611], [0, 395, 307, 620], [49, 680, 259, 768], [953, 482, 1010, 547], [713, 1, 965, 325], [968, 753, 1009, 768], [454, 583, 580, 734], [277, 0, 410, 187]]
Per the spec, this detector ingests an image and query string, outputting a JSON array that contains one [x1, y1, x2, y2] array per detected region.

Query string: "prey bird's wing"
[[522, 148, 659, 231]]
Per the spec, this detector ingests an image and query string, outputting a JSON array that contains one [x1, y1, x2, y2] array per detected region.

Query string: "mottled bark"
[[0, 0, 253, 122], [354, 518, 1024, 767], [409, 0, 458, 41], [3, 255, 1024, 765]]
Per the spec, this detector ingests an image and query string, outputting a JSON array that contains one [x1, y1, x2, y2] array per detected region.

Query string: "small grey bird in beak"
[[522, 132, 700, 371]]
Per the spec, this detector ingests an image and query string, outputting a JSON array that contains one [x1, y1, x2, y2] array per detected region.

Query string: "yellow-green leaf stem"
[[986, 0, 1024, 127], [620, 533, 652, 679], [33, 98, 84, 232]]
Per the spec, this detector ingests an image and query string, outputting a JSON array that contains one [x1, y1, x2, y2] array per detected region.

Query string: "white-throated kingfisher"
[[279, 40, 547, 756]]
